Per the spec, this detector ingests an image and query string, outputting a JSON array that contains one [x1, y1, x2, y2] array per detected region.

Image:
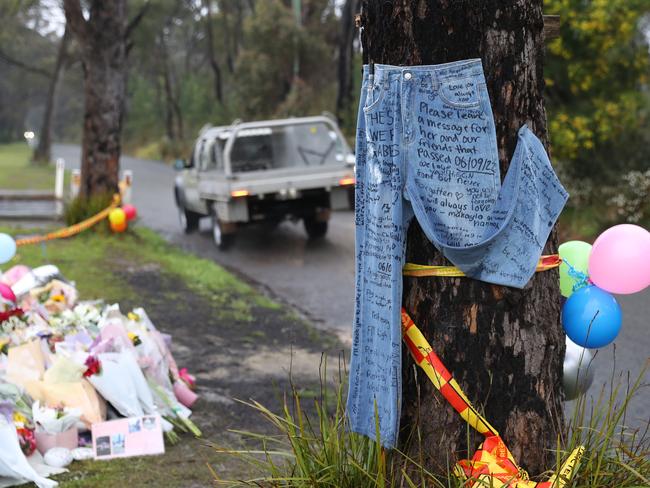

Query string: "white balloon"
[[43, 447, 73, 468], [0, 233, 16, 264], [71, 447, 94, 461], [563, 336, 595, 401]]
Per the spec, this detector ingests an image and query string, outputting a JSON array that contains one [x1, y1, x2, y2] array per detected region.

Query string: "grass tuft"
[[210, 356, 650, 487]]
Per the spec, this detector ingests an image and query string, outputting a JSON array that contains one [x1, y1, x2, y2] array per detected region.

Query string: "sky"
[[28, 2, 650, 48], [29, 0, 66, 37]]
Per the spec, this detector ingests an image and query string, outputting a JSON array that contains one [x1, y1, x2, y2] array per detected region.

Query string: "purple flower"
[[0, 400, 14, 423]]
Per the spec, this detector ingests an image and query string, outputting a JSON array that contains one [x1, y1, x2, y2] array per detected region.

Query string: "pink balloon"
[[589, 224, 650, 294], [122, 204, 137, 221], [0, 282, 16, 304], [1, 265, 30, 287]]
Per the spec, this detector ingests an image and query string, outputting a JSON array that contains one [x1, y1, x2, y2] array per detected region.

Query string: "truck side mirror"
[[174, 159, 187, 170]]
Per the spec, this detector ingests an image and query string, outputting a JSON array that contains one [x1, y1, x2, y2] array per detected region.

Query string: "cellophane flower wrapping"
[[32, 401, 81, 434], [0, 266, 200, 449], [0, 415, 57, 488]]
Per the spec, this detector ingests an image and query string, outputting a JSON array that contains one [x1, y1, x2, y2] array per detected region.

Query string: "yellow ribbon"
[[15, 194, 121, 247], [403, 255, 561, 277]]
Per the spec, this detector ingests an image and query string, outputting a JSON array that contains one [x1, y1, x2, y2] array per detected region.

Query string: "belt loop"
[[368, 61, 375, 95], [429, 69, 439, 91]]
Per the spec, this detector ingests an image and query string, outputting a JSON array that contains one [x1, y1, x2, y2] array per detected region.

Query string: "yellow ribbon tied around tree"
[[403, 254, 561, 277]]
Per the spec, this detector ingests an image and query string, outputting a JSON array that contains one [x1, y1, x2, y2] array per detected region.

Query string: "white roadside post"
[[120, 170, 133, 204], [55, 158, 65, 216], [70, 169, 81, 199]]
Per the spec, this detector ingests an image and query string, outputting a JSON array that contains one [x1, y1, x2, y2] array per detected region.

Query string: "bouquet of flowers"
[[0, 413, 57, 488]]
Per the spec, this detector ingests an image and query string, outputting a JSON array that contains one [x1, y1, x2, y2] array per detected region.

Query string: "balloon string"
[[563, 259, 590, 293]]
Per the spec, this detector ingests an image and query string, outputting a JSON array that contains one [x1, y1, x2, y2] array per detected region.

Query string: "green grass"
[[11, 225, 132, 301], [133, 227, 279, 313], [57, 442, 216, 487], [8, 225, 278, 320], [211, 359, 650, 487], [0, 142, 70, 190], [1, 223, 286, 486]]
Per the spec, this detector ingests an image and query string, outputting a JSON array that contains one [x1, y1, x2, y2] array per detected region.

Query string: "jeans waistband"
[[362, 59, 484, 84]]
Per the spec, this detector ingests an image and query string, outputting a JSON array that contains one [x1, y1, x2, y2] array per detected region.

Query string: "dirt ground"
[[65, 262, 344, 486]]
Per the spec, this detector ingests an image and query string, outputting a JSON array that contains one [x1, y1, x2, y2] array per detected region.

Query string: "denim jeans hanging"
[[348, 59, 568, 447]]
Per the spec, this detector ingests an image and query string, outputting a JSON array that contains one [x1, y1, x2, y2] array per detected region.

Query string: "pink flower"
[[179, 368, 196, 389]]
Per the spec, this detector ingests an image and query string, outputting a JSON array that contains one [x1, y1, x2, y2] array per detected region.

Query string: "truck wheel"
[[212, 216, 234, 250], [179, 207, 200, 234], [304, 216, 328, 239]]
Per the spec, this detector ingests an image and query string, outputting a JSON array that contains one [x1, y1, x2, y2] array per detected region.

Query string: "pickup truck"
[[174, 115, 355, 249]]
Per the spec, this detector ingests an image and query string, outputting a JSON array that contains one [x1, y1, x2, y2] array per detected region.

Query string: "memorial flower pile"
[[0, 264, 200, 487]]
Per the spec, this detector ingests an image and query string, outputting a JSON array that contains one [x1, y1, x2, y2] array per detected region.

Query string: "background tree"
[[62, 0, 128, 198], [234, 0, 339, 120], [360, 0, 564, 476], [545, 0, 650, 183], [62, 0, 147, 198], [203, 0, 224, 104], [0, 1, 56, 144], [32, 26, 71, 164], [336, 0, 361, 130]]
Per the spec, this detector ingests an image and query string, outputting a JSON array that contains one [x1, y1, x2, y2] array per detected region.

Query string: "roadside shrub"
[[607, 169, 650, 224], [64, 192, 113, 228], [131, 137, 192, 163], [557, 166, 650, 240]]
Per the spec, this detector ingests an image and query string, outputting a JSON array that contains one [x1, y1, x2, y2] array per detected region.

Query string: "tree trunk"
[[204, 0, 224, 103], [221, 2, 235, 74], [336, 0, 360, 122], [32, 26, 71, 165], [159, 32, 184, 141], [360, 0, 564, 476], [63, 0, 128, 198]]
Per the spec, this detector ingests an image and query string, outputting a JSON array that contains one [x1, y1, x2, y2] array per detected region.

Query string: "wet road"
[[52, 144, 355, 335], [52, 144, 648, 426]]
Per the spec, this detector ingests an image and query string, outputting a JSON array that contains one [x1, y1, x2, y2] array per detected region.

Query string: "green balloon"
[[559, 241, 592, 297]]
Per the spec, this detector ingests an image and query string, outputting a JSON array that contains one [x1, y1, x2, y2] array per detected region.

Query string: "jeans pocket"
[[363, 78, 387, 113], [439, 76, 481, 109]]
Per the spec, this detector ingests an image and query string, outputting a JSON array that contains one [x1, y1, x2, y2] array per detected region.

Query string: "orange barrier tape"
[[15, 194, 121, 247], [403, 254, 561, 277], [401, 309, 584, 487]]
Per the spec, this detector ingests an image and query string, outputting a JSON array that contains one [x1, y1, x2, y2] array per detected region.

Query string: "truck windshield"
[[224, 122, 347, 173]]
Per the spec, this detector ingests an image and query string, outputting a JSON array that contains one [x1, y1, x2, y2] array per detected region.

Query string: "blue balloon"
[[0, 233, 16, 264], [562, 285, 622, 348]]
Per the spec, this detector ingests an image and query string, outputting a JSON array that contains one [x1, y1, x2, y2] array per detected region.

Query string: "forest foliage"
[[0, 0, 648, 189]]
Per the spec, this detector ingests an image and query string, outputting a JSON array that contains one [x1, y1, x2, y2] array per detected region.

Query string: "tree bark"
[[63, 0, 128, 198], [203, 0, 224, 103], [158, 32, 184, 141], [360, 0, 564, 476], [32, 26, 71, 165], [336, 0, 360, 122]]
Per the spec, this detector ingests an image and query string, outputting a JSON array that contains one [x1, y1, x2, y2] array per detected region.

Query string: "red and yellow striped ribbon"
[[15, 194, 121, 247], [401, 308, 498, 437], [403, 254, 561, 277], [401, 309, 584, 487]]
